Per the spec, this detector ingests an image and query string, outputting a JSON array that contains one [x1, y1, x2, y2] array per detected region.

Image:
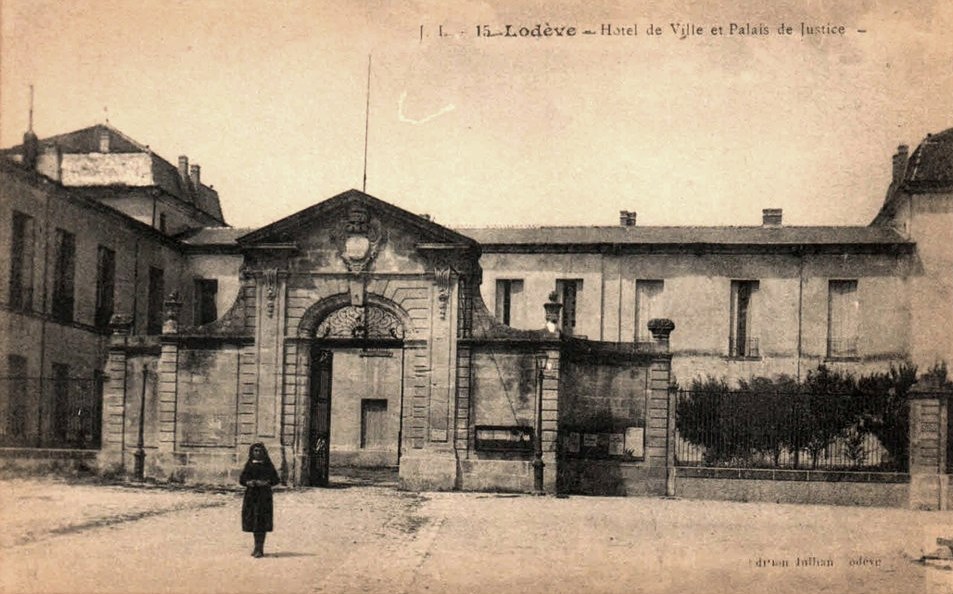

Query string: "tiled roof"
[[178, 227, 254, 245], [905, 127, 953, 190], [2, 124, 225, 224], [178, 222, 912, 253], [0, 124, 146, 154], [457, 225, 911, 247]]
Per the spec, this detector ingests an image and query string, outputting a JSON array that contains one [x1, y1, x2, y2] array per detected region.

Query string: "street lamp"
[[133, 367, 148, 481], [533, 352, 550, 495]]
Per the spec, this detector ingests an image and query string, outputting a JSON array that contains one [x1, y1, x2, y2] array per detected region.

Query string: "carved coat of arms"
[[338, 203, 384, 272]]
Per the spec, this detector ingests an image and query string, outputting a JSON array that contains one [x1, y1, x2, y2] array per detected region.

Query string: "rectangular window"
[[52, 363, 70, 444], [360, 399, 388, 449], [556, 279, 582, 332], [147, 267, 164, 335], [8, 211, 35, 311], [635, 280, 664, 342], [193, 278, 219, 326], [158, 213, 167, 234], [494, 279, 523, 326], [729, 280, 759, 357], [5, 355, 28, 441], [828, 280, 859, 357], [95, 246, 116, 329], [51, 229, 76, 323]]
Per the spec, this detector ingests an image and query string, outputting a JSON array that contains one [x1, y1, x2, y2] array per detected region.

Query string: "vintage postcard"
[[1, 1, 952, 593]]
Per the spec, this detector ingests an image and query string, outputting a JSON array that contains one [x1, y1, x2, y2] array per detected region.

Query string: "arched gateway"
[[256, 191, 484, 488], [296, 296, 412, 486]]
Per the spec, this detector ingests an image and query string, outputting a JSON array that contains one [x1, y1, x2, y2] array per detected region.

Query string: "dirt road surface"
[[1, 477, 950, 594]]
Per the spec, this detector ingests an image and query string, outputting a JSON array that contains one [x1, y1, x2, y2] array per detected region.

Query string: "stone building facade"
[[1, 123, 951, 493], [0, 125, 226, 455]]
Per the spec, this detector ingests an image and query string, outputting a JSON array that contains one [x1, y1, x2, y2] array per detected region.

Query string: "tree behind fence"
[[673, 364, 937, 472]]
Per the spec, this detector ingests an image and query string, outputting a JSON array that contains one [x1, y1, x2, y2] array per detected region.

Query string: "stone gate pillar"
[[908, 377, 951, 510], [156, 293, 183, 474], [540, 347, 561, 493], [98, 315, 132, 473], [647, 319, 676, 497]]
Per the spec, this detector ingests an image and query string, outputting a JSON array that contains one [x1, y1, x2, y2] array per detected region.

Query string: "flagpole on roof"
[[28, 85, 34, 131], [362, 54, 372, 193]]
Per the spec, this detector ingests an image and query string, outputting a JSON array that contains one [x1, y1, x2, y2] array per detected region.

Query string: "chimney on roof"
[[22, 129, 39, 169], [892, 144, 909, 184], [189, 164, 201, 188], [762, 208, 783, 226], [178, 155, 189, 183], [37, 144, 62, 181], [419, 213, 431, 221], [22, 85, 38, 168], [98, 129, 110, 152], [619, 210, 637, 227]]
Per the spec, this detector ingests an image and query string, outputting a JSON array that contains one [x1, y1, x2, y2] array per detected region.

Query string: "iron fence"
[[0, 375, 102, 449], [674, 389, 906, 471]]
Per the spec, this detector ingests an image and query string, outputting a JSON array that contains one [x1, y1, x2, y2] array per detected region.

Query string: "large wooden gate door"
[[308, 350, 332, 486]]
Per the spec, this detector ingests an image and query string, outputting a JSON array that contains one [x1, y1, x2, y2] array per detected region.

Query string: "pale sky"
[[2, 0, 952, 229]]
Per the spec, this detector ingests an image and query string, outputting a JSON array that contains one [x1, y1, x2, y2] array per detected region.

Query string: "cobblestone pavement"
[[1, 476, 951, 594]]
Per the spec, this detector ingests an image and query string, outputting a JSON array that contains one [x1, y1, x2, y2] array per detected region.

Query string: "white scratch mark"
[[398, 91, 455, 125]]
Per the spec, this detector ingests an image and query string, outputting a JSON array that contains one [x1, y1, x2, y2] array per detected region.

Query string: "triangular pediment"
[[236, 189, 477, 248]]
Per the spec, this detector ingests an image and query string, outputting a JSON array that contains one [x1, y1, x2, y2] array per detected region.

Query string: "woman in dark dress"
[[239, 442, 281, 558]]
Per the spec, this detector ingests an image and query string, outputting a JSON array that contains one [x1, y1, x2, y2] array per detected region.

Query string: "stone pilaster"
[[908, 378, 951, 510], [254, 269, 287, 438], [428, 280, 455, 443], [646, 318, 676, 495], [540, 348, 560, 493], [454, 345, 472, 457], [98, 316, 133, 471], [287, 338, 311, 486], [238, 344, 257, 446], [156, 340, 179, 454], [406, 340, 429, 450]]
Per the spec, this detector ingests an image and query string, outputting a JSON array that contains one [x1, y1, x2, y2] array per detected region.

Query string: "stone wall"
[[175, 346, 240, 448], [557, 345, 672, 497], [674, 468, 909, 507], [457, 345, 557, 492], [908, 386, 950, 510]]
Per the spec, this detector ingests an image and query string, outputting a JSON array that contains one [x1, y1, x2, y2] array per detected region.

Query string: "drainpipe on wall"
[[796, 249, 805, 382], [130, 238, 140, 334], [37, 182, 54, 447]]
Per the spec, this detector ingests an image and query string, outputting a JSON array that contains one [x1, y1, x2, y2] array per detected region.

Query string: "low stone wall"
[[0, 448, 98, 475], [458, 459, 535, 492], [558, 459, 667, 497], [150, 450, 244, 484], [674, 467, 909, 508]]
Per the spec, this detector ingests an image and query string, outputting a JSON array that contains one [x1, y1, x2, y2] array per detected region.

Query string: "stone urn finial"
[[162, 291, 183, 334], [543, 291, 563, 334], [108, 313, 133, 336], [647, 318, 675, 346]]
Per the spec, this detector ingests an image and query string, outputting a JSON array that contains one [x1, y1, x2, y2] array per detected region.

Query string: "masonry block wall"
[[908, 390, 950, 510], [457, 345, 559, 492], [557, 348, 672, 496], [98, 336, 160, 475]]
